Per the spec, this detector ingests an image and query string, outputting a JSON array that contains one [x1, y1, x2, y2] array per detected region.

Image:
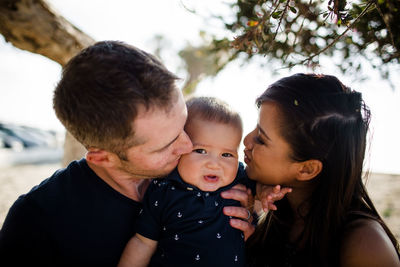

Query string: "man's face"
[[118, 90, 193, 179]]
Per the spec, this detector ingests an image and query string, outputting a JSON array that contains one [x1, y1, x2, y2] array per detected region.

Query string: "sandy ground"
[[0, 163, 399, 240]]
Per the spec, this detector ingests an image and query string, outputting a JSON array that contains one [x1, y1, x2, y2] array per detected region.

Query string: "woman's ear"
[[86, 148, 119, 168], [295, 159, 323, 181]]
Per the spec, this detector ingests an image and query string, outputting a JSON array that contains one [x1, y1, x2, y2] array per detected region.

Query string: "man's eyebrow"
[[257, 124, 271, 140], [154, 134, 180, 152]]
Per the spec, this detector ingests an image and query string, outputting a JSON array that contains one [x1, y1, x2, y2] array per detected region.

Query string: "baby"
[[119, 97, 267, 267]]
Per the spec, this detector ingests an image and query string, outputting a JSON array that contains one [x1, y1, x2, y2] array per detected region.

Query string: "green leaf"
[[272, 11, 282, 19], [289, 6, 297, 14]]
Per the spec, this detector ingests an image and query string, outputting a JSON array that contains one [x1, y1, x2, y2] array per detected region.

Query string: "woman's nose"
[[243, 130, 255, 150]]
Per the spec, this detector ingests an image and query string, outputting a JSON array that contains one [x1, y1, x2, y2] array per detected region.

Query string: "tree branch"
[[375, 2, 395, 50], [287, 0, 375, 68], [0, 0, 94, 66]]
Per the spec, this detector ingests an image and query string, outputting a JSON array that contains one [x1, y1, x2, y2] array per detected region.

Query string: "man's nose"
[[174, 131, 193, 155]]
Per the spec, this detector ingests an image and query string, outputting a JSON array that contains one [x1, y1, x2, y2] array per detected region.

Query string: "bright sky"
[[0, 0, 399, 174]]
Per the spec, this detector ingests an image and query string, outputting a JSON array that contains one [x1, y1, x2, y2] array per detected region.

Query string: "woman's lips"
[[244, 151, 251, 164]]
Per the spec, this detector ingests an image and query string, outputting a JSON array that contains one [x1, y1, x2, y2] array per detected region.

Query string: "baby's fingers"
[[261, 187, 292, 212], [269, 186, 292, 201], [272, 185, 281, 194], [280, 187, 293, 195], [261, 198, 277, 212]]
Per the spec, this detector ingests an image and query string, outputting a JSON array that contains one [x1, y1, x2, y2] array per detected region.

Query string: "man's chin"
[[167, 157, 180, 170], [152, 163, 178, 178], [126, 157, 180, 179]]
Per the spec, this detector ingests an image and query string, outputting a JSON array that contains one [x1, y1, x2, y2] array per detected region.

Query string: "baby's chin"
[[196, 179, 233, 192], [197, 184, 222, 192]]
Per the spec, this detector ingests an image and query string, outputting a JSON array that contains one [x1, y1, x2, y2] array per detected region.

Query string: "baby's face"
[[178, 119, 241, 192]]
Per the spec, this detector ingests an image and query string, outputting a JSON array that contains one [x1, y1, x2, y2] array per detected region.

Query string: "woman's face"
[[243, 102, 299, 186]]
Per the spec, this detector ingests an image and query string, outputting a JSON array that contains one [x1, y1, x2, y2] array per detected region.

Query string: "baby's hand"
[[256, 183, 292, 212]]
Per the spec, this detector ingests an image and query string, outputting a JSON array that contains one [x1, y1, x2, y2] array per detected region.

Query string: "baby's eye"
[[222, 153, 233, 158], [254, 136, 265, 145], [194, 148, 206, 154]]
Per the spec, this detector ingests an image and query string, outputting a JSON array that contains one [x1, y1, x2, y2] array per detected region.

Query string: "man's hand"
[[220, 184, 255, 241], [257, 184, 292, 212]]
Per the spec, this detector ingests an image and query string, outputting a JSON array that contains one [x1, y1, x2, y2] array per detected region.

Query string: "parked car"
[[0, 130, 24, 151], [0, 123, 63, 166], [21, 126, 58, 147], [0, 123, 58, 148]]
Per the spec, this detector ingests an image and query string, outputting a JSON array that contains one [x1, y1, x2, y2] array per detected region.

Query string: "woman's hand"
[[220, 184, 255, 241]]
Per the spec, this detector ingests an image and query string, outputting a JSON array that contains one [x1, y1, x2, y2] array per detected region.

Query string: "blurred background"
[[0, 0, 399, 237]]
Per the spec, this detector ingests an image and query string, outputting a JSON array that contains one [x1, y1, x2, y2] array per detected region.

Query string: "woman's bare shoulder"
[[340, 219, 400, 267]]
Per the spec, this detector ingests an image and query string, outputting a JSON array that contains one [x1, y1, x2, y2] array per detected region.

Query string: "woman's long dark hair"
[[246, 73, 399, 266]]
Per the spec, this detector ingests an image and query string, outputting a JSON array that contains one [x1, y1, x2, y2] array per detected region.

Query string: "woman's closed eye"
[[254, 135, 265, 145], [193, 148, 207, 154]]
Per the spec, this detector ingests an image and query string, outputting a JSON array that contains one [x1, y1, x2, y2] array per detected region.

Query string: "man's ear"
[[86, 148, 119, 168], [295, 159, 323, 181]]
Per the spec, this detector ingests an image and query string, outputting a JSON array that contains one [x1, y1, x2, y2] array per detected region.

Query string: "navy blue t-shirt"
[[136, 162, 254, 267], [0, 159, 142, 267]]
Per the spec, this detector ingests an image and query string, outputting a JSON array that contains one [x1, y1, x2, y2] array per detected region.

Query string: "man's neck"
[[86, 161, 148, 202]]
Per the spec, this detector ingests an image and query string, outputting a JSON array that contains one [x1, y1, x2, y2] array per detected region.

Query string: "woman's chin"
[[245, 166, 255, 178]]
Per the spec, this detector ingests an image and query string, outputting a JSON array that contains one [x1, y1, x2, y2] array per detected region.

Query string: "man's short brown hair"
[[53, 41, 179, 154]]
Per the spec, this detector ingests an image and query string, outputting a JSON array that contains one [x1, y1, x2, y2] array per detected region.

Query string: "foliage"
[[180, 0, 400, 87], [178, 32, 238, 95]]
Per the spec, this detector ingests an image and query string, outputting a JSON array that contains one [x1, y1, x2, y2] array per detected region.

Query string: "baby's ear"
[[295, 159, 322, 181], [86, 148, 119, 168]]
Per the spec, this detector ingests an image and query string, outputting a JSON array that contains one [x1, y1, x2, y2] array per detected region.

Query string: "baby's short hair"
[[185, 97, 243, 134]]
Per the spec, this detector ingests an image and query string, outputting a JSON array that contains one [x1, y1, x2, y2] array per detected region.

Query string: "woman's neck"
[[286, 181, 314, 215], [285, 180, 316, 243]]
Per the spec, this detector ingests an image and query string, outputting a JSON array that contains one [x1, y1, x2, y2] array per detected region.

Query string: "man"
[[0, 41, 254, 266], [0, 41, 194, 266]]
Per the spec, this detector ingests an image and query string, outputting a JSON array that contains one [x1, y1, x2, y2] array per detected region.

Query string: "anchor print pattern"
[[137, 172, 247, 266]]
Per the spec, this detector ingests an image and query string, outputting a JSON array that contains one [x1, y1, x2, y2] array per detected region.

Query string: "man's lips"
[[170, 156, 181, 165]]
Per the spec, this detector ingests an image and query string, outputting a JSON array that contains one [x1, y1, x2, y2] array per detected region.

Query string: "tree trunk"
[[0, 0, 95, 165]]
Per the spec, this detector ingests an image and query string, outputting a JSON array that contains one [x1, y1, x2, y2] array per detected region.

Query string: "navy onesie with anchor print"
[[135, 162, 253, 267]]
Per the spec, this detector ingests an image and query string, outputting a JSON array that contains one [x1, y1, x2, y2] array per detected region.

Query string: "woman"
[[244, 73, 400, 266]]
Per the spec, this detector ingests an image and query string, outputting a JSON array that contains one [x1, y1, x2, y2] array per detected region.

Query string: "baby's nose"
[[206, 157, 221, 170]]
